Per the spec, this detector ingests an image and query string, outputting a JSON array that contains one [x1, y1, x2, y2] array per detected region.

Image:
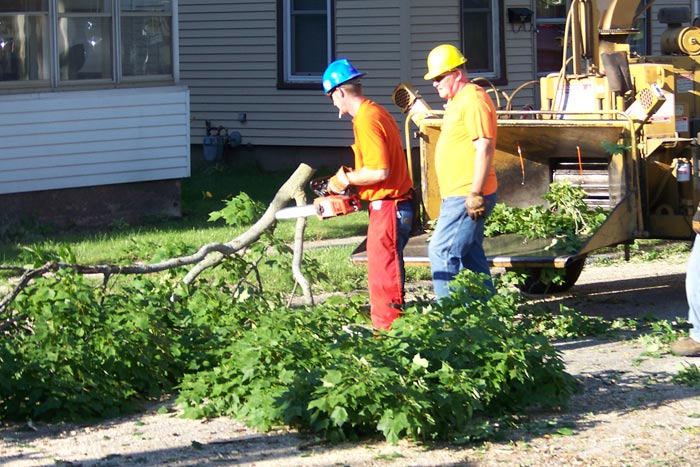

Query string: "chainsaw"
[[275, 176, 362, 220]]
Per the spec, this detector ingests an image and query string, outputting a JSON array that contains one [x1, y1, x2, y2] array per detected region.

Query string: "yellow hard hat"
[[424, 44, 467, 80]]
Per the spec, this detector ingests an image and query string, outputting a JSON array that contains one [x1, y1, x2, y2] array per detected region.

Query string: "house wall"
[[0, 86, 191, 195], [0, 85, 190, 226], [179, 0, 695, 154], [406, 0, 461, 112], [179, 0, 410, 152]]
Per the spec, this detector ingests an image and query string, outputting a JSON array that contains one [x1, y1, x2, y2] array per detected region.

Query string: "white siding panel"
[[0, 86, 190, 195], [0, 169, 187, 195]]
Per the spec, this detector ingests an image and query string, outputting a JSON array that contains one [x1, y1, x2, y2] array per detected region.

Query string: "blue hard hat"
[[322, 59, 366, 94]]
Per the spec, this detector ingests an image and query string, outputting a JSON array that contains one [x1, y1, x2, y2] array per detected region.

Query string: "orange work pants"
[[367, 199, 403, 330]]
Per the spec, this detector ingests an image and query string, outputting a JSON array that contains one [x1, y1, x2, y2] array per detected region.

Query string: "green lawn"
[[0, 163, 408, 296], [0, 164, 369, 265]]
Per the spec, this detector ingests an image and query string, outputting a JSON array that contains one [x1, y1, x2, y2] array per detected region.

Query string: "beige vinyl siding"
[[408, 0, 462, 110], [503, 4, 538, 109], [178, 0, 696, 150], [180, 0, 336, 148], [179, 0, 410, 148], [649, 0, 688, 55], [335, 1, 404, 117]]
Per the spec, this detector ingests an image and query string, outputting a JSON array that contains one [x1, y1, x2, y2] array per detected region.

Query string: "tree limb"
[[290, 190, 313, 306], [180, 163, 315, 285], [0, 163, 317, 315], [0, 265, 53, 318]]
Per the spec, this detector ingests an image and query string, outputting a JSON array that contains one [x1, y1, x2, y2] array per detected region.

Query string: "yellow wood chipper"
[[354, 0, 700, 293]]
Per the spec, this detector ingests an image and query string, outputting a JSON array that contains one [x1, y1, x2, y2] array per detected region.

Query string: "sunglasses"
[[433, 70, 455, 83]]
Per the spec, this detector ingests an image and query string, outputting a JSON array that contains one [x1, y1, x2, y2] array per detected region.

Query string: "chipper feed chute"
[[352, 111, 642, 293]]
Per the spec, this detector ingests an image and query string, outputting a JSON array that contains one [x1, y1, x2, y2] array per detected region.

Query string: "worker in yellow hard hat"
[[423, 44, 499, 299], [423, 44, 468, 81]]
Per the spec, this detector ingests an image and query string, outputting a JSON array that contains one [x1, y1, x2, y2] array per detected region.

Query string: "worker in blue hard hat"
[[322, 58, 365, 95], [321, 58, 414, 331]]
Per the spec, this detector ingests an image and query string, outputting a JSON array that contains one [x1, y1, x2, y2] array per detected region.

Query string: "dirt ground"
[[2, 251, 700, 467]]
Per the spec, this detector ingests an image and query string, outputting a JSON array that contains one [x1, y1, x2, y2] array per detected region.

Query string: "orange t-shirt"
[[351, 99, 413, 201], [434, 83, 498, 198]]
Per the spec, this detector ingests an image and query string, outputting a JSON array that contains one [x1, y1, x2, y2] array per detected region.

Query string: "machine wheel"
[[506, 256, 587, 294]]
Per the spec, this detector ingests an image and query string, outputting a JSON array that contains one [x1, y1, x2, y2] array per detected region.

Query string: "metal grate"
[[639, 88, 654, 110], [552, 160, 614, 208], [393, 87, 413, 113], [392, 83, 419, 113]]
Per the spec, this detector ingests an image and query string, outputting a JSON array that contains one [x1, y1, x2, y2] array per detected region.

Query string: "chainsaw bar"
[[275, 204, 319, 220], [275, 195, 361, 220]]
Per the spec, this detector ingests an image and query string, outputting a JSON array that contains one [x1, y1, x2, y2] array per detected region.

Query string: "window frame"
[[277, 0, 335, 90], [0, 0, 175, 92], [461, 0, 506, 85]]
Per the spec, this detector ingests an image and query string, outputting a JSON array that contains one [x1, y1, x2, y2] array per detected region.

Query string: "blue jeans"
[[686, 235, 700, 341], [396, 199, 414, 286], [428, 194, 496, 299]]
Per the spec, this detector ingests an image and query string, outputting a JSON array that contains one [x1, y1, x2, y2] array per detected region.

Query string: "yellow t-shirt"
[[434, 83, 498, 198], [352, 99, 413, 201]]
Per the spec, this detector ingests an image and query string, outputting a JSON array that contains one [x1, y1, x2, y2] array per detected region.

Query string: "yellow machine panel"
[[629, 56, 700, 138], [353, 0, 700, 293], [540, 75, 612, 114]]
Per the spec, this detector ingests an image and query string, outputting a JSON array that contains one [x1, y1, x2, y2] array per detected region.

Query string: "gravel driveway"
[[2, 251, 699, 467]]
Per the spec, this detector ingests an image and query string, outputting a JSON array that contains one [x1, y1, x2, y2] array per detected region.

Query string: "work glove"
[[327, 166, 352, 195], [693, 220, 700, 235], [465, 192, 486, 220]]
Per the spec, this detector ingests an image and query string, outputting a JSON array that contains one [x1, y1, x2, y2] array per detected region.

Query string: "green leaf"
[[321, 370, 343, 387], [412, 353, 429, 369], [330, 406, 349, 427]]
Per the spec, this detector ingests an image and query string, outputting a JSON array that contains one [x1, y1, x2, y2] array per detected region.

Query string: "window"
[[461, 0, 504, 82], [278, 0, 333, 89], [627, 0, 651, 56], [0, 0, 173, 88], [536, 0, 649, 75], [0, 1, 50, 83], [121, 0, 173, 78], [535, 0, 568, 75], [58, 1, 113, 81]]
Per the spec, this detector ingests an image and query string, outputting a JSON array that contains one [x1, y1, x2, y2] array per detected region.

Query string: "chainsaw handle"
[[309, 176, 332, 197]]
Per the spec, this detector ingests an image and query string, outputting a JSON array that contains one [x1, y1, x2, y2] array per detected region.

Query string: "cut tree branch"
[[0, 163, 317, 315]]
